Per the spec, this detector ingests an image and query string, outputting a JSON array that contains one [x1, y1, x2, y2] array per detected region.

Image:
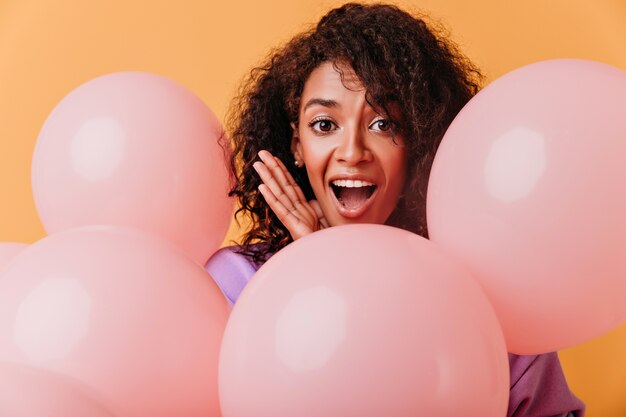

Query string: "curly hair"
[[223, 2, 482, 265]]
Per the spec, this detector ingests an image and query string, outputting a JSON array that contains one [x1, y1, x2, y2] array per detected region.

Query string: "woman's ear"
[[290, 122, 303, 166]]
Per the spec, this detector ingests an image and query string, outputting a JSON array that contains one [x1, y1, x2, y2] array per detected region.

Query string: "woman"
[[207, 3, 585, 416]]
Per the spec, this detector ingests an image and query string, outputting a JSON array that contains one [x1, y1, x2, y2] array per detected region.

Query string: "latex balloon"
[[0, 242, 27, 271], [219, 224, 509, 417], [0, 361, 115, 417], [0, 226, 229, 417], [31, 72, 233, 265], [427, 59, 626, 354]]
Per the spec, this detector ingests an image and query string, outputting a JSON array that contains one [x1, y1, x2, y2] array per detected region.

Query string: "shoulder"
[[204, 244, 270, 305], [507, 352, 585, 417]]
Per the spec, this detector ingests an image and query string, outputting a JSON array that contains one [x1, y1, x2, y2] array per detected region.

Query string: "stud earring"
[[294, 160, 301, 167]]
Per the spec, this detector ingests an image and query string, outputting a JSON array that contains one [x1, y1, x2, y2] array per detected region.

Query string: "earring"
[[294, 160, 301, 167]]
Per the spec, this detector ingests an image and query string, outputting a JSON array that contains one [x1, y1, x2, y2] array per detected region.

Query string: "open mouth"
[[330, 179, 378, 213]]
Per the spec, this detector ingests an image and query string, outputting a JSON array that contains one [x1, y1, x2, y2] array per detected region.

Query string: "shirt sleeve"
[[507, 352, 585, 417], [204, 246, 259, 306]]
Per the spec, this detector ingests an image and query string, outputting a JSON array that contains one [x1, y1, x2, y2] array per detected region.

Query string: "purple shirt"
[[206, 246, 585, 417]]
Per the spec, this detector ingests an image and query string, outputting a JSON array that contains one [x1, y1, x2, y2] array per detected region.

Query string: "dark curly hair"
[[224, 2, 482, 265]]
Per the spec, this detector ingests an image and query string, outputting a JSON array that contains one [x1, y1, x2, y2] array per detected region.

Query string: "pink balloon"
[[0, 362, 115, 417], [0, 226, 229, 417], [219, 225, 509, 417], [32, 72, 234, 265], [427, 59, 626, 354], [0, 242, 27, 271]]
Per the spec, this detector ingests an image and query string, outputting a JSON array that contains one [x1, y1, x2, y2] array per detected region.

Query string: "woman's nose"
[[334, 128, 372, 165]]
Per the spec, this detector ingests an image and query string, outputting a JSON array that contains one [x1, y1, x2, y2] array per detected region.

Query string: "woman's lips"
[[329, 179, 378, 219]]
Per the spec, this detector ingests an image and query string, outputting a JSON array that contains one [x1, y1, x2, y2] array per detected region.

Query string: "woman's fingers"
[[253, 163, 314, 228], [274, 157, 317, 220], [274, 157, 308, 203], [252, 161, 303, 223], [309, 200, 329, 229], [258, 184, 312, 239], [254, 150, 329, 238], [258, 151, 298, 201], [256, 151, 315, 224]]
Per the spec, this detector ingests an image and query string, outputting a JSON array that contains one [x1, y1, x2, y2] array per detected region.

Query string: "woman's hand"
[[253, 150, 329, 240]]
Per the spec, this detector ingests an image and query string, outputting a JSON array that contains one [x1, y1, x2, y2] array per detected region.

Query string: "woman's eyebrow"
[[302, 98, 338, 112]]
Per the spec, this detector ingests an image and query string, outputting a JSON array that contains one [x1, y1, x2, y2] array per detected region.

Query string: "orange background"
[[0, 0, 625, 415]]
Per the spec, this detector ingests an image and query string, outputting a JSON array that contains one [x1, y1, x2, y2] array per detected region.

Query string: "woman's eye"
[[370, 118, 393, 132], [309, 118, 337, 133]]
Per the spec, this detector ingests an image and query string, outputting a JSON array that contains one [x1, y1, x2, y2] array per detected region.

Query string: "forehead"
[[301, 61, 364, 100], [299, 61, 402, 120]]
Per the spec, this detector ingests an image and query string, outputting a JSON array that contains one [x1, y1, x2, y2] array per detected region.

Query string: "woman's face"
[[291, 61, 407, 227]]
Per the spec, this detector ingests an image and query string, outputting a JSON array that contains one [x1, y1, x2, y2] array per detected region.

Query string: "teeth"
[[331, 179, 375, 187]]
